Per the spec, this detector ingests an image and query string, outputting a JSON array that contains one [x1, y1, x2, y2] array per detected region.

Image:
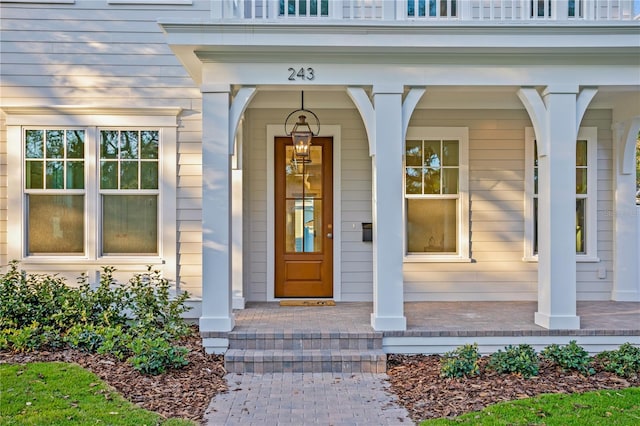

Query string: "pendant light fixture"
[[284, 91, 320, 159]]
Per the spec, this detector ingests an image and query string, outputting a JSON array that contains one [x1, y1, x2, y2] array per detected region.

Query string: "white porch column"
[[611, 118, 640, 301], [370, 84, 407, 331], [200, 84, 235, 332], [535, 87, 580, 329], [519, 86, 593, 330]]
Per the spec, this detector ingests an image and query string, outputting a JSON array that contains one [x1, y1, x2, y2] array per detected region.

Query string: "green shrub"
[[1, 263, 193, 374], [488, 344, 539, 378], [3, 323, 64, 352], [64, 324, 105, 352], [95, 325, 131, 361], [75, 267, 129, 328], [541, 340, 594, 375], [128, 336, 189, 375], [596, 343, 640, 378], [0, 262, 79, 330], [124, 267, 191, 339], [440, 343, 481, 378]]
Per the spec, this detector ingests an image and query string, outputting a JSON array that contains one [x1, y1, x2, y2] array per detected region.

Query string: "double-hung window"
[[24, 129, 86, 255], [100, 130, 159, 254], [524, 127, 598, 261], [404, 127, 469, 261], [6, 108, 178, 267]]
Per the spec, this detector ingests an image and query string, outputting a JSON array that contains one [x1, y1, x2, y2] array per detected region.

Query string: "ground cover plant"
[[420, 387, 640, 425], [0, 362, 194, 425]]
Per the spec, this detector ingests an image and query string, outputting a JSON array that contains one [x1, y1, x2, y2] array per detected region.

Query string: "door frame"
[[266, 124, 342, 301]]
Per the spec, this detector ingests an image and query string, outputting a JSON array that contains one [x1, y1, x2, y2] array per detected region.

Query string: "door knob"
[[327, 233, 333, 239]]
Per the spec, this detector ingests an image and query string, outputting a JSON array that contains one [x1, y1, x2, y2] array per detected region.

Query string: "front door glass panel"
[[284, 145, 323, 253]]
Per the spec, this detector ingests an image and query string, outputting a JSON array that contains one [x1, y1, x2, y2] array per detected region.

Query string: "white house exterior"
[[1, 0, 639, 353]]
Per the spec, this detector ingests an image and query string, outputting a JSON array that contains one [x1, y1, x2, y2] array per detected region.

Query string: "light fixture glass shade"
[[291, 115, 312, 158]]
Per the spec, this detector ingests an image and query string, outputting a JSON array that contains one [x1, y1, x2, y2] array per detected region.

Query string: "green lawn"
[[422, 387, 640, 425], [0, 362, 195, 426]]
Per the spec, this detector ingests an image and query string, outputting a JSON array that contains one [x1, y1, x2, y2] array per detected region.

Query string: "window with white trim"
[[99, 129, 159, 254], [6, 108, 178, 266], [24, 129, 85, 255], [524, 127, 598, 261], [404, 127, 469, 261]]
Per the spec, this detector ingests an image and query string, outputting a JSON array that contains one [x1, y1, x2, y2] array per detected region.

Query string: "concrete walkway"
[[203, 372, 414, 425]]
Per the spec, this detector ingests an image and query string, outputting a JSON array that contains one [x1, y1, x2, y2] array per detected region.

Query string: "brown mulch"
[[3, 343, 639, 424], [0, 332, 227, 423], [386, 354, 640, 422]]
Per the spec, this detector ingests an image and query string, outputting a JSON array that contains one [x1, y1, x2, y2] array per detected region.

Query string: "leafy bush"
[[3, 323, 64, 352], [596, 343, 640, 378], [488, 344, 539, 378], [128, 336, 189, 375], [0, 262, 80, 330], [440, 343, 481, 378], [1, 262, 192, 374], [64, 324, 106, 353], [95, 325, 131, 361], [75, 267, 129, 328], [541, 340, 594, 375], [124, 267, 191, 339]]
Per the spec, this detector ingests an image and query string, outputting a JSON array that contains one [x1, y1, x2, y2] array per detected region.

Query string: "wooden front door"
[[275, 136, 333, 298]]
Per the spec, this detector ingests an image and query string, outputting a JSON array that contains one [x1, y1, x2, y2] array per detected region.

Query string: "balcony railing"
[[213, 0, 638, 21]]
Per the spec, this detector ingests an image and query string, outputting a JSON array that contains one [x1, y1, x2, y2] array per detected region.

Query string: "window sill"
[[19, 256, 165, 266], [404, 255, 472, 263]]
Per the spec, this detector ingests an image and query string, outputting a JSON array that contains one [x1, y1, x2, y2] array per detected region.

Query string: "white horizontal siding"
[[0, 0, 207, 293], [242, 106, 615, 303], [405, 109, 534, 301]]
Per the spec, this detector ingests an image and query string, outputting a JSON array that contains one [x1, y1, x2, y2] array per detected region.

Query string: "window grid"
[[23, 129, 86, 255], [24, 129, 85, 191], [99, 130, 160, 255], [525, 127, 597, 261], [532, 139, 589, 255], [404, 129, 467, 260]]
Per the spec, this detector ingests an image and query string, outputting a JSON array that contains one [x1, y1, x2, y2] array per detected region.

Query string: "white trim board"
[[266, 125, 342, 301]]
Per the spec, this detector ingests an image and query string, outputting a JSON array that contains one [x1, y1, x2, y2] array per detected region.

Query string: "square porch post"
[[535, 86, 580, 329], [370, 84, 407, 331], [200, 84, 235, 333]]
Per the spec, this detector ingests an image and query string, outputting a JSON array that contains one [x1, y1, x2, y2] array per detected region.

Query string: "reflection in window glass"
[[25, 129, 85, 190], [28, 195, 84, 254], [405, 137, 460, 254], [532, 139, 591, 254], [284, 145, 323, 253], [102, 195, 157, 254], [100, 130, 159, 190], [24, 129, 86, 255], [407, 199, 457, 253]]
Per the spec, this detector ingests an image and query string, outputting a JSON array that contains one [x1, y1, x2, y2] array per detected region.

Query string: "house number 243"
[[288, 67, 315, 81]]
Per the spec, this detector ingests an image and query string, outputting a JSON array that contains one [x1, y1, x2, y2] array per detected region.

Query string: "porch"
[[203, 301, 640, 357]]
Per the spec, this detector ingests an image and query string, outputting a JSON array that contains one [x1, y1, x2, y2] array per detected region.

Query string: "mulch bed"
[[3, 344, 639, 424], [0, 333, 227, 423], [386, 354, 640, 422]]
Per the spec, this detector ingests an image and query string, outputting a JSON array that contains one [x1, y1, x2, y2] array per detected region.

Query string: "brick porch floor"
[[234, 301, 640, 333]]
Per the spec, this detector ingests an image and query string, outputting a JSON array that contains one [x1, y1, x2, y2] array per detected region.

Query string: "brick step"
[[224, 349, 387, 373], [227, 331, 383, 351]]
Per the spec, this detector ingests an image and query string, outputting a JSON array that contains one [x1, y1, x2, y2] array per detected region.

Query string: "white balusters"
[[219, 0, 636, 21]]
